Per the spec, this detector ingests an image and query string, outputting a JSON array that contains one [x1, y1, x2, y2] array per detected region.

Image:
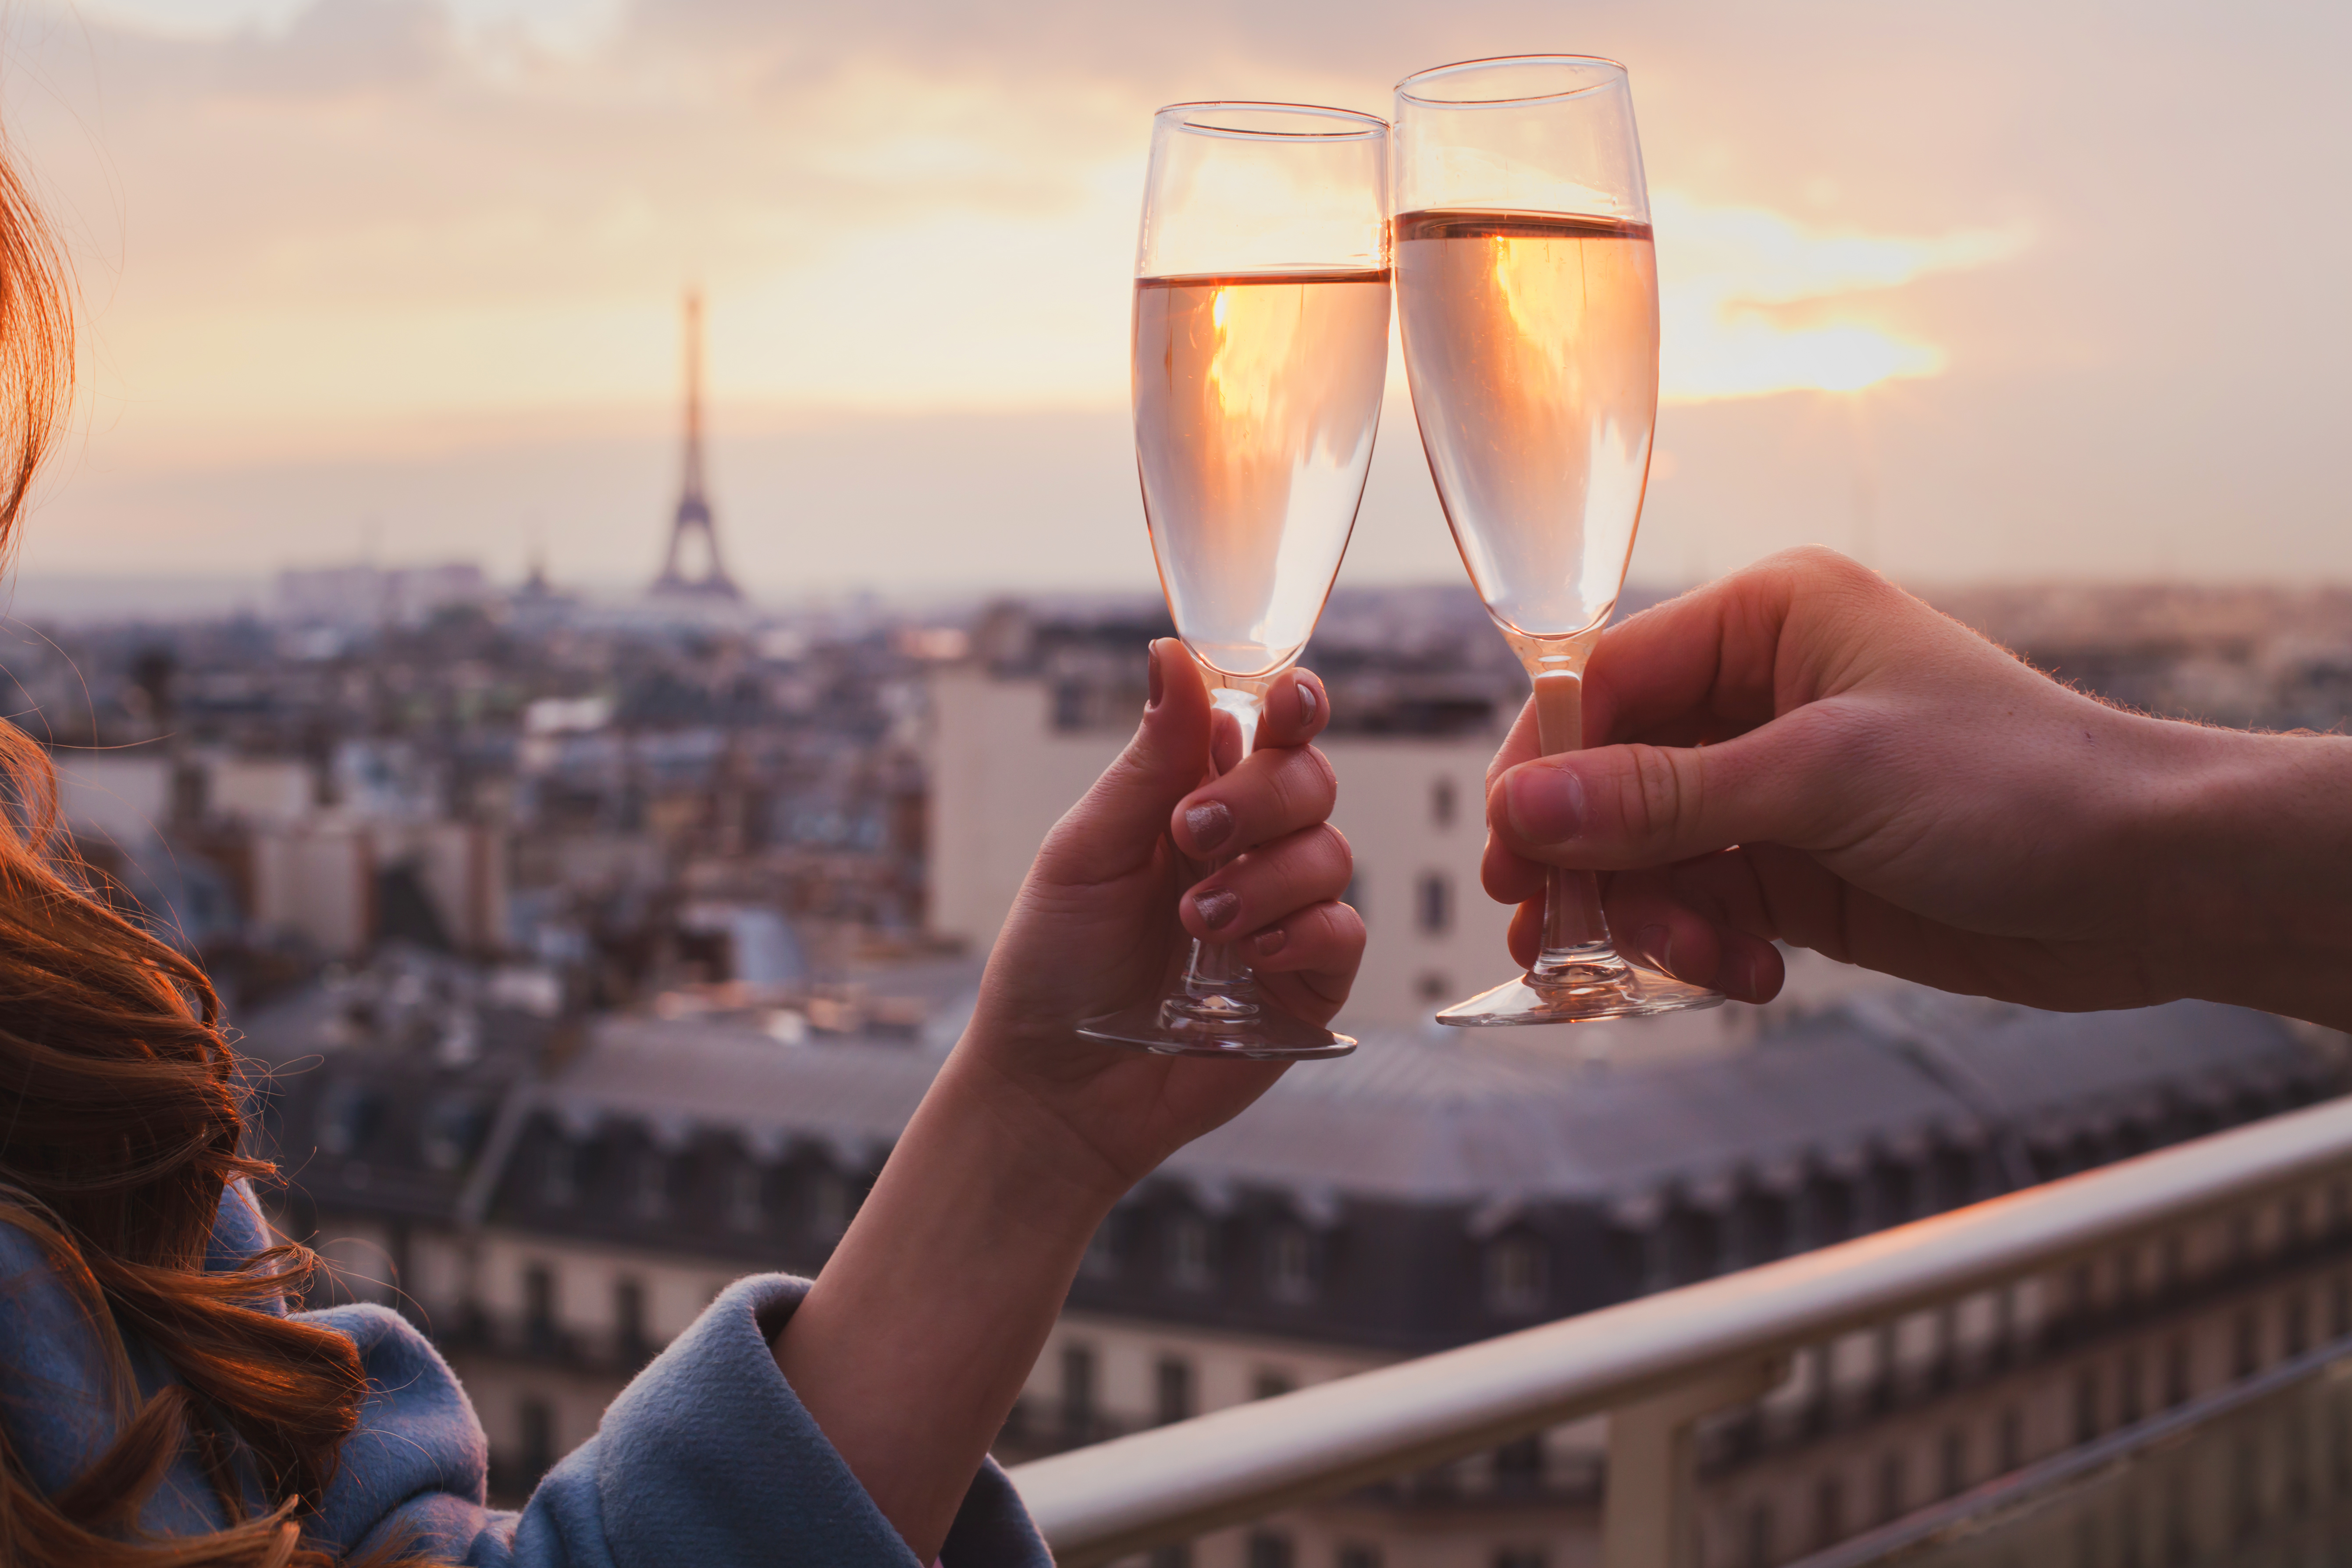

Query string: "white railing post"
[[1603, 1358, 1784, 1568]]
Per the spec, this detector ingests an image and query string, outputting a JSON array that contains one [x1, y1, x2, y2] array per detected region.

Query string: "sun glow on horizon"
[[1653, 192, 2030, 402]]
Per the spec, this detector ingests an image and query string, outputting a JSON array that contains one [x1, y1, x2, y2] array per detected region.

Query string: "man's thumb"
[[1490, 725, 1810, 870]]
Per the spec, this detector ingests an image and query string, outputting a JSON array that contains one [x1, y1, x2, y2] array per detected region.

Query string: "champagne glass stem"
[[1527, 652, 1616, 977], [1180, 679, 1267, 1003]]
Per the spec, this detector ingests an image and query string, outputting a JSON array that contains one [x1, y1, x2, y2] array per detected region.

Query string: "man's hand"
[[1482, 546, 2352, 1027]]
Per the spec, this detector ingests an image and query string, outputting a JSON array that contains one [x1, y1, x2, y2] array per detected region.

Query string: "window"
[[540, 1141, 576, 1207], [1486, 1234, 1548, 1315], [614, 1276, 649, 1362], [1252, 1369, 1295, 1401], [811, 1170, 851, 1238], [1494, 1436, 1544, 1494], [1167, 1214, 1214, 1291], [1940, 1428, 1968, 1498], [1059, 1344, 1096, 1442], [317, 1081, 380, 1157], [1266, 1226, 1315, 1304], [1079, 1217, 1120, 1280], [1416, 872, 1452, 935], [1246, 1532, 1295, 1568], [1430, 777, 1457, 827], [726, 1161, 763, 1231], [1155, 1356, 1194, 1426], [517, 1396, 554, 1481], [523, 1262, 557, 1354], [630, 1151, 668, 1220], [1813, 1475, 1846, 1548], [2159, 1233, 2186, 1295], [1875, 1451, 1905, 1523]]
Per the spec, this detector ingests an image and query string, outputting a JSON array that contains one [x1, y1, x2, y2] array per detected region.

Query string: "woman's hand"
[[1481, 545, 2352, 1027], [775, 640, 1362, 1564], [957, 636, 1363, 1191]]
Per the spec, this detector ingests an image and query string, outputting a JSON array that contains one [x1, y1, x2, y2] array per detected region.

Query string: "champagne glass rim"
[[1155, 100, 1389, 142], [1395, 53, 1629, 107]]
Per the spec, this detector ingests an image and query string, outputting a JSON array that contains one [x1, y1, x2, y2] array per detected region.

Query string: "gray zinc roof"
[[518, 992, 2324, 1212]]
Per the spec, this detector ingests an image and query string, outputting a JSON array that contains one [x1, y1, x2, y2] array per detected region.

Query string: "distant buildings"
[[277, 562, 492, 629]]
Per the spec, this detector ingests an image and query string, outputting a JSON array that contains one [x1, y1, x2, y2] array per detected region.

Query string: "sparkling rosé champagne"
[[1394, 210, 1658, 641], [1134, 269, 1391, 677]]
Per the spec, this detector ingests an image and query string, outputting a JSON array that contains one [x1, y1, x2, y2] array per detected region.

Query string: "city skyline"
[[0, 0, 2345, 597]]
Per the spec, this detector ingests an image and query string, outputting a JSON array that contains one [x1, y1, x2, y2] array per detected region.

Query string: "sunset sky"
[[2, 0, 2345, 601]]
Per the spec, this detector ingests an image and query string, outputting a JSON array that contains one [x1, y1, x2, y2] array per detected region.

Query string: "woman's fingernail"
[[1185, 800, 1234, 853], [1505, 765, 1585, 843], [1146, 644, 1164, 710], [1296, 678, 1320, 728], [1254, 924, 1289, 958], [1194, 889, 1241, 930], [1636, 924, 1672, 974]]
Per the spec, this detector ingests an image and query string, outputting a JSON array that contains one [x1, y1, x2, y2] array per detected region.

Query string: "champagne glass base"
[[1078, 996, 1357, 1060], [1436, 961, 1724, 1027]]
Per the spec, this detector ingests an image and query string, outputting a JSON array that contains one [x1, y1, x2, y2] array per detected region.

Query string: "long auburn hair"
[[0, 145, 431, 1566]]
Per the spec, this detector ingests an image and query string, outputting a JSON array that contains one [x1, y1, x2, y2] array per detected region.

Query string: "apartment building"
[[245, 946, 2345, 1565]]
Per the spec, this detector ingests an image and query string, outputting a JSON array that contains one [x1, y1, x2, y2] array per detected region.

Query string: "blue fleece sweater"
[[0, 1184, 1050, 1566]]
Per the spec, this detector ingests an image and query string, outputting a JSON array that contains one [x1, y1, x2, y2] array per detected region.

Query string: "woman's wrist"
[[769, 1034, 1128, 1561]]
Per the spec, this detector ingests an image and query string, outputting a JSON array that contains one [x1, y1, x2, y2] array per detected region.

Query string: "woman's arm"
[[1479, 545, 2352, 1028], [774, 640, 1363, 1561]]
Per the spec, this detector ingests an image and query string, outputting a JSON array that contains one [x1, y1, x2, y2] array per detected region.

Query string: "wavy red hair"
[[0, 139, 438, 1567]]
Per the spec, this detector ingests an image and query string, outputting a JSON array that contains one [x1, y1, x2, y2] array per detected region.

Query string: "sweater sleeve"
[[327, 1274, 1050, 1568]]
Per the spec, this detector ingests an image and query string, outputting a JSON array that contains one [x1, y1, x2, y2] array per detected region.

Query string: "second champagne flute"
[[1393, 55, 1722, 1026], [1077, 101, 1391, 1060]]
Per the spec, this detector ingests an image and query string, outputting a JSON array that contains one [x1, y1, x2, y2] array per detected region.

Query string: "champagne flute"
[[1392, 56, 1723, 1026], [1077, 101, 1391, 1060]]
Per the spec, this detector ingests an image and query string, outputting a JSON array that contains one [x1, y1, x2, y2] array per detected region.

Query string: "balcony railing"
[[1007, 1093, 2352, 1568]]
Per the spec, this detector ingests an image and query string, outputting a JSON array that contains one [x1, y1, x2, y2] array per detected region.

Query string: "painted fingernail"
[[1505, 765, 1585, 843], [1254, 924, 1289, 958], [1185, 800, 1234, 853], [1296, 678, 1320, 727], [1146, 644, 1164, 709], [1195, 889, 1241, 930]]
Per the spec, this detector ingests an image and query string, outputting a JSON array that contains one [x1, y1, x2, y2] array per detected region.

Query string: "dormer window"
[[1487, 1233, 1548, 1315], [726, 1161, 764, 1231], [630, 1150, 668, 1220], [1168, 1213, 1215, 1292], [811, 1170, 852, 1239], [1266, 1226, 1316, 1304], [540, 1141, 576, 1208]]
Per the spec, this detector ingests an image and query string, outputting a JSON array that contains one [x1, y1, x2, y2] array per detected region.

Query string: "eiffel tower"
[[649, 290, 744, 601]]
